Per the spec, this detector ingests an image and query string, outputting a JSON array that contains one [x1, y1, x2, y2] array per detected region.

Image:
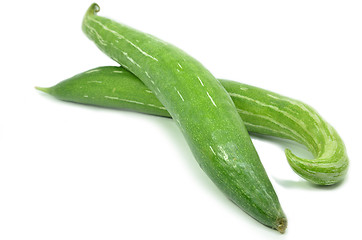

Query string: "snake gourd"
[[37, 66, 348, 186], [80, 3, 287, 232]]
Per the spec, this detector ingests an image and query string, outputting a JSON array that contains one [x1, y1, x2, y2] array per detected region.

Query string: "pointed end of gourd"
[[35, 86, 50, 94], [285, 148, 345, 185], [284, 148, 314, 183], [83, 3, 100, 34], [86, 3, 100, 16], [276, 217, 287, 234]]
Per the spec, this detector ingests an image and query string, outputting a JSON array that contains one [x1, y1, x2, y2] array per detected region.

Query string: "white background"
[[1, 0, 361, 239]]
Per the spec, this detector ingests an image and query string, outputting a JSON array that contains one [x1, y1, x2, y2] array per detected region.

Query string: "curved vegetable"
[[223, 80, 348, 185], [36, 66, 348, 185], [81, 3, 287, 232]]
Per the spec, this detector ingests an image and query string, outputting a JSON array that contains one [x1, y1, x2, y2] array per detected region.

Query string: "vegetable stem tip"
[[35, 86, 50, 93], [87, 3, 100, 16], [276, 217, 287, 234]]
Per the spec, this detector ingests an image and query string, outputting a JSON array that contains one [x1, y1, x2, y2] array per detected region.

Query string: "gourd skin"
[[222, 80, 348, 185], [81, 4, 286, 232], [37, 66, 348, 186]]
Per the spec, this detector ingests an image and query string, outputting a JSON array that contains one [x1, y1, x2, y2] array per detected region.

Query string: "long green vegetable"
[[36, 66, 348, 185], [81, 3, 287, 232]]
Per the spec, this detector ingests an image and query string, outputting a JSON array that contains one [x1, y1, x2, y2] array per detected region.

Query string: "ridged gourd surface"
[[81, 3, 287, 232]]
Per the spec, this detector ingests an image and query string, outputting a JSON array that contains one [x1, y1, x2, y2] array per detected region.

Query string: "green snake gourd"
[[82, 4, 287, 232], [37, 66, 348, 185]]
